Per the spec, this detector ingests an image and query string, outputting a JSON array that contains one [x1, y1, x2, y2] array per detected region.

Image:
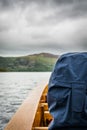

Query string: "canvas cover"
[[47, 52, 87, 130]]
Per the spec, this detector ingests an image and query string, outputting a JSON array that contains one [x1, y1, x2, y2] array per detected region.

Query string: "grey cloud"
[[0, 25, 9, 32], [0, 0, 10, 7], [24, 0, 87, 28], [0, 0, 28, 10], [0, 0, 46, 9], [0, 20, 11, 32], [0, 0, 14, 10], [53, 0, 86, 5], [30, 0, 87, 19], [0, 0, 87, 56], [0, 0, 87, 19], [51, 0, 87, 19], [76, 37, 87, 50], [81, 42, 87, 50], [52, 0, 87, 20]]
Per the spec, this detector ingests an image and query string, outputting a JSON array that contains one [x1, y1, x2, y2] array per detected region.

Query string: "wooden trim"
[[33, 127, 48, 130], [4, 84, 48, 130]]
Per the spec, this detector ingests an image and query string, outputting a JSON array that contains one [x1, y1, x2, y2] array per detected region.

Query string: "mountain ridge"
[[0, 52, 58, 72], [27, 52, 58, 58]]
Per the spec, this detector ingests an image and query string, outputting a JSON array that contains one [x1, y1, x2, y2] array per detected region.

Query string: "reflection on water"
[[0, 72, 51, 130]]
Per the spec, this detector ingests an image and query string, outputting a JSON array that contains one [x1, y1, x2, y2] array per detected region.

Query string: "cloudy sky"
[[0, 0, 87, 56]]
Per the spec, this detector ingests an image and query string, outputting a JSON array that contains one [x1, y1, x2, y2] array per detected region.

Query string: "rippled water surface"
[[0, 72, 51, 130]]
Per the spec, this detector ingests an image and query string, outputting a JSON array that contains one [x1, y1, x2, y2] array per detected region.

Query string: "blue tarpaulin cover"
[[47, 52, 87, 130]]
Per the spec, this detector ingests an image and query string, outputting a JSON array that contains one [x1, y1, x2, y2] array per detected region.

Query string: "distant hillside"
[[0, 53, 58, 72]]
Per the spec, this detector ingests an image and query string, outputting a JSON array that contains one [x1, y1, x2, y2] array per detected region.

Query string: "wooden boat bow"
[[4, 84, 52, 130]]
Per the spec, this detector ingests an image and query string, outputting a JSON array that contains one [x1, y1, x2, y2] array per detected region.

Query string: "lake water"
[[0, 72, 51, 130]]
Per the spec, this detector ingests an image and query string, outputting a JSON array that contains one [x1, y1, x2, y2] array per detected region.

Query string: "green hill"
[[0, 53, 58, 72]]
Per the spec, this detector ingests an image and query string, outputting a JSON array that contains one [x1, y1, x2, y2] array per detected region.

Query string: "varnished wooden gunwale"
[[4, 84, 51, 130]]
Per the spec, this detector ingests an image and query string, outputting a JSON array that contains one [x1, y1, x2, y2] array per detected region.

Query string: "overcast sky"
[[0, 0, 87, 56]]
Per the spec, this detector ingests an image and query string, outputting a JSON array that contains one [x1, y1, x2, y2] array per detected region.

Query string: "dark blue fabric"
[[47, 52, 87, 130]]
